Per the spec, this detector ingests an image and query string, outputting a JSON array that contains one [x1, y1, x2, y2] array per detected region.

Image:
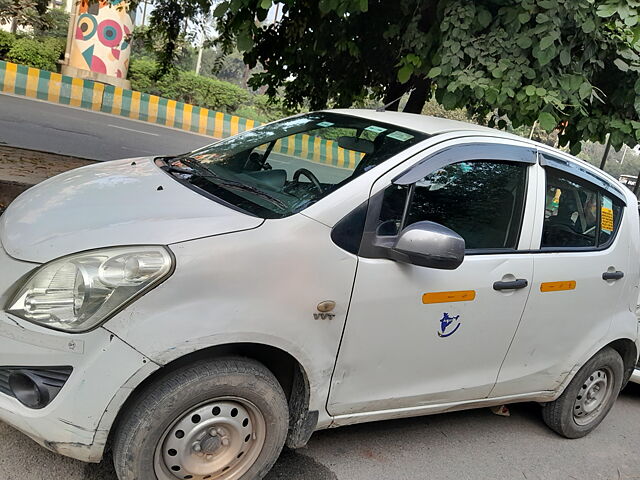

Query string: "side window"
[[541, 169, 624, 249], [599, 194, 623, 247], [377, 161, 528, 250]]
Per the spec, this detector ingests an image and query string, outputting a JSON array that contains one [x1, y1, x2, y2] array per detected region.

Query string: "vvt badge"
[[438, 313, 461, 338]]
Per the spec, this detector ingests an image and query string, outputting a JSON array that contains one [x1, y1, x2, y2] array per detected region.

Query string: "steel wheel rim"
[[573, 367, 614, 426], [154, 397, 266, 480]]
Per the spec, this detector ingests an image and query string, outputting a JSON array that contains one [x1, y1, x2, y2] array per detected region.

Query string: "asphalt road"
[[2, 384, 640, 480], [0, 93, 214, 161]]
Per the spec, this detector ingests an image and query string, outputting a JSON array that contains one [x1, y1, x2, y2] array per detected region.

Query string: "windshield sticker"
[[437, 313, 461, 338], [387, 131, 414, 142], [364, 125, 387, 134], [601, 196, 614, 232], [317, 121, 334, 128]]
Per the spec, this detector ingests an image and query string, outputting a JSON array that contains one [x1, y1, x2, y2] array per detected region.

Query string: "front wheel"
[[112, 357, 289, 480], [542, 347, 623, 438]]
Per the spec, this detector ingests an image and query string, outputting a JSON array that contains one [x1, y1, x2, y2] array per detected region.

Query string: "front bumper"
[[0, 311, 153, 462], [0, 239, 160, 462]]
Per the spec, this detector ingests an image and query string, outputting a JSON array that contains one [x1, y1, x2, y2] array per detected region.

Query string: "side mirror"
[[389, 221, 465, 270]]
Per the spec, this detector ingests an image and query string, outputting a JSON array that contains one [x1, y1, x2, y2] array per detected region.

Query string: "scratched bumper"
[[0, 312, 151, 462]]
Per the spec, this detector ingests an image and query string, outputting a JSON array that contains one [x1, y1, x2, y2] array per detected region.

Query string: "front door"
[[328, 144, 537, 417]]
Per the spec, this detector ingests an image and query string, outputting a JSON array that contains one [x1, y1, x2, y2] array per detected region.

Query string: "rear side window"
[[599, 194, 623, 247], [542, 169, 623, 249], [377, 161, 528, 250]]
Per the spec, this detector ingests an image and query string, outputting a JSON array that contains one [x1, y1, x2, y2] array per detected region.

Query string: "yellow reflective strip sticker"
[[540, 281, 576, 292], [422, 290, 476, 304]]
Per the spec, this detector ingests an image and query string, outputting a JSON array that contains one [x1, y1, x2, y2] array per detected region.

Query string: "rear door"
[[492, 154, 630, 396]]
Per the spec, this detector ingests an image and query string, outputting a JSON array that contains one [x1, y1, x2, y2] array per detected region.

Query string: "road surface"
[[0, 93, 213, 161], [2, 384, 640, 480]]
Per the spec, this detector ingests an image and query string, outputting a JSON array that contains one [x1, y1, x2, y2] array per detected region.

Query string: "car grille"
[[0, 366, 73, 400]]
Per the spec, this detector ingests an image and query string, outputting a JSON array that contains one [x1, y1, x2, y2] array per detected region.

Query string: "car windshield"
[[168, 112, 428, 218]]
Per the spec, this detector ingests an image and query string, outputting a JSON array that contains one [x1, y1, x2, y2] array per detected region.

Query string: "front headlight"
[[6, 246, 173, 332]]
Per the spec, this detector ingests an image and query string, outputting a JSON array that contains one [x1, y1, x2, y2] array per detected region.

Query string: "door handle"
[[493, 279, 529, 291], [602, 271, 624, 281]]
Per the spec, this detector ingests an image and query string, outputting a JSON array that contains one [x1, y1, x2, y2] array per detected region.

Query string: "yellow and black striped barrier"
[[0, 61, 360, 170]]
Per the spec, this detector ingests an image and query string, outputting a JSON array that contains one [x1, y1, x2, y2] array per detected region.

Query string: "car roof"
[[328, 108, 519, 139], [327, 109, 632, 205]]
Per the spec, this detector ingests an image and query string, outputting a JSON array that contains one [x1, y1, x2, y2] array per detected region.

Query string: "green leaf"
[[442, 91, 458, 109], [536, 45, 557, 66], [518, 12, 531, 24], [634, 77, 640, 94], [236, 32, 254, 52], [397, 65, 412, 84], [517, 36, 532, 49], [539, 35, 555, 50], [213, 1, 229, 17], [538, 112, 558, 131], [427, 66, 442, 78], [579, 82, 592, 100], [596, 3, 618, 17], [359, 0, 368, 12], [477, 9, 492, 28], [536, 87, 547, 96], [260, 0, 272, 9], [536, 13, 550, 23], [614, 58, 630, 71], [560, 49, 571, 66], [582, 19, 595, 33], [525, 85, 536, 96], [318, 0, 334, 14]]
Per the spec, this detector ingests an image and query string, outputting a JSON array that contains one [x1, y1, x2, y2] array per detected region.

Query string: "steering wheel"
[[293, 168, 323, 194], [243, 151, 264, 171]]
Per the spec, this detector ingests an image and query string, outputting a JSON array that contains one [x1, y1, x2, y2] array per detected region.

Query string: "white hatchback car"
[[0, 110, 638, 480]]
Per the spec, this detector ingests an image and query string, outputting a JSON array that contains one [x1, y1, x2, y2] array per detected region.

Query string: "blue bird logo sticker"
[[438, 313, 461, 338]]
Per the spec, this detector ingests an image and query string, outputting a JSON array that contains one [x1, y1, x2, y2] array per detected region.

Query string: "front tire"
[[542, 347, 623, 439], [112, 357, 289, 480]]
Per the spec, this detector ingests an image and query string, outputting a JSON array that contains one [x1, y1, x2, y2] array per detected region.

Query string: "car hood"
[[0, 157, 264, 263]]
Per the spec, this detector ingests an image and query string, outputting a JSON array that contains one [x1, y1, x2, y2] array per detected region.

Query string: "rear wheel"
[[542, 347, 623, 438], [113, 357, 289, 480]]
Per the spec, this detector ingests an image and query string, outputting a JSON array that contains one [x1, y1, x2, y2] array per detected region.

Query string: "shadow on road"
[[83, 447, 337, 480], [32, 384, 640, 479]]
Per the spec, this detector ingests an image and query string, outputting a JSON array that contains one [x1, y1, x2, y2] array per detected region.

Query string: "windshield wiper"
[[209, 179, 288, 209], [163, 156, 287, 209]]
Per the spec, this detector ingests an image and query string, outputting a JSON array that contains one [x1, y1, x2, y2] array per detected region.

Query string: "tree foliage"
[[141, 0, 640, 152], [0, 0, 48, 32], [129, 57, 252, 111], [4, 36, 65, 71]]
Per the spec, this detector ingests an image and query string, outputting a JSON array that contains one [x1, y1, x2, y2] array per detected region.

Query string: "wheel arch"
[[105, 342, 316, 457], [607, 338, 638, 387]]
